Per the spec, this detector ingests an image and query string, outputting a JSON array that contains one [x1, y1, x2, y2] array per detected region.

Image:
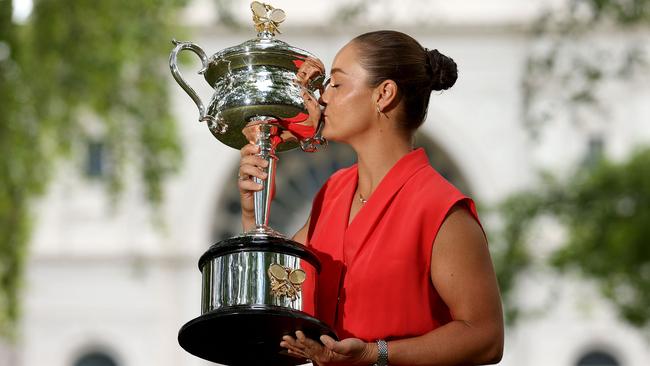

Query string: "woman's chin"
[[322, 124, 352, 143], [321, 125, 334, 140]]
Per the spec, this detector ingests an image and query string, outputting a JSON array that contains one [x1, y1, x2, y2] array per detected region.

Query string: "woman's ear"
[[374, 79, 399, 112]]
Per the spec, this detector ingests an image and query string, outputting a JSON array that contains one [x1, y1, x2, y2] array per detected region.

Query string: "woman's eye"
[[323, 77, 338, 89]]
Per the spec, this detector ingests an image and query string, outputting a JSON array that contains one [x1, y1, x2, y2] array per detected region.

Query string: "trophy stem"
[[247, 118, 280, 234], [253, 154, 276, 229]]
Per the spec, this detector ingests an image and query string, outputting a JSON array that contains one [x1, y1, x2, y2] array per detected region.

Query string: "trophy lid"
[[203, 2, 317, 87]]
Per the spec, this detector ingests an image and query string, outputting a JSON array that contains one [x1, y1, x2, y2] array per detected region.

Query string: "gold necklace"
[[359, 193, 367, 204]]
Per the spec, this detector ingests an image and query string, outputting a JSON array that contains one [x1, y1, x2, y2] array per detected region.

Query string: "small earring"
[[376, 104, 381, 113]]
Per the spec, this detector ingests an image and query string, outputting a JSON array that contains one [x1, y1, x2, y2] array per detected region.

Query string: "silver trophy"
[[169, 2, 334, 365]]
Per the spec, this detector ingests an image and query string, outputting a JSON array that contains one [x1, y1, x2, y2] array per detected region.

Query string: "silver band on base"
[[373, 339, 388, 366]]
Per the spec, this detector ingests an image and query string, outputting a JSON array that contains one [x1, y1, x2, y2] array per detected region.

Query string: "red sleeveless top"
[[301, 148, 479, 341]]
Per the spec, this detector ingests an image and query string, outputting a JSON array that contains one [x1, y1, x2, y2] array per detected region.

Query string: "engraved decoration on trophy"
[[268, 263, 307, 301], [169, 2, 335, 366]]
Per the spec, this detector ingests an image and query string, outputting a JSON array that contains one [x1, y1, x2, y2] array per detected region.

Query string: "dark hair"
[[351, 30, 458, 131]]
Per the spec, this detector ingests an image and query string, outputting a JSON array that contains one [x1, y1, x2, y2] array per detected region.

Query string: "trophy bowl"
[[170, 2, 335, 365]]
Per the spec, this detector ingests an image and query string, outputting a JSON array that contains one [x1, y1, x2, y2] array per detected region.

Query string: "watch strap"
[[373, 339, 388, 366]]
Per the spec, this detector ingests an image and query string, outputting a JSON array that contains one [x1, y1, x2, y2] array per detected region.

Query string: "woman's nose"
[[319, 87, 329, 106]]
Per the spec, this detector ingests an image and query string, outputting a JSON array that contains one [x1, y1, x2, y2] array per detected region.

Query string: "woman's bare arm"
[[292, 216, 311, 245], [386, 204, 504, 365]]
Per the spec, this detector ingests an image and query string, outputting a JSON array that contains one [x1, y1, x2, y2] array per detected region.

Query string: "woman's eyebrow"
[[331, 68, 347, 75]]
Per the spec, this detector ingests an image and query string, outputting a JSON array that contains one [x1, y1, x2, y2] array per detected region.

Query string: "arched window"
[[74, 352, 118, 366], [576, 350, 620, 366]]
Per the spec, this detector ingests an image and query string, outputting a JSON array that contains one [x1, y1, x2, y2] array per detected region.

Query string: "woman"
[[238, 30, 504, 366]]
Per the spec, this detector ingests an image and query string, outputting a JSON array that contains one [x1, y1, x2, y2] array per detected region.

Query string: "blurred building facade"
[[10, 1, 650, 366]]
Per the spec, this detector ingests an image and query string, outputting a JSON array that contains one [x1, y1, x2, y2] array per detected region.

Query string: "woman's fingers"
[[240, 153, 268, 170], [239, 163, 267, 180], [301, 91, 322, 128], [320, 335, 338, 351], [286, 348, 309, 359], [282, 335, 304, 349], [238, 178, 263, 192], [282, 333, 370, 366], [295, 331, 326, 354], [240, 143, 259, 157], [281, 335, 310, 359], [295, 57, 324, 88], [238, 143, 269, 188]]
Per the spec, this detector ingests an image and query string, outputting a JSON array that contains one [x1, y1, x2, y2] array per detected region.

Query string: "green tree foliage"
[[496, 148, 650, 327], [495, 0, 650, 327], [0, 0, 187, 338], [522, 0, 649, 139], [550, 149, 650, 326]]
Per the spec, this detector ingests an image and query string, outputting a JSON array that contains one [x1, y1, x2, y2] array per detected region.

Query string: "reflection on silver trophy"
[[169, 2, 335, 365]]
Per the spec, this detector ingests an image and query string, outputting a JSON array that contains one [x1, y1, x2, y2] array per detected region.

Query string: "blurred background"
[[1, 0, 649, 365]]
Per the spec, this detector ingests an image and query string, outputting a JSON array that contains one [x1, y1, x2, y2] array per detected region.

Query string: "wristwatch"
[[373, 339, 388, 366]]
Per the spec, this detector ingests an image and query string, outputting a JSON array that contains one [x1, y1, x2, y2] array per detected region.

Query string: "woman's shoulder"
[[411, 165, 465, 197], [401, 165, 482, 236], [399, 164, 472, 212]]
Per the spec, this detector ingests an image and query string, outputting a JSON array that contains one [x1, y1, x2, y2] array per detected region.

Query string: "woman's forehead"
[[331, 43, 363, 76]]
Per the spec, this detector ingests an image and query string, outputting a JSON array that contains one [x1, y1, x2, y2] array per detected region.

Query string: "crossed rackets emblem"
[[268, 263, 307, 301], [251, 1, 286, 35]]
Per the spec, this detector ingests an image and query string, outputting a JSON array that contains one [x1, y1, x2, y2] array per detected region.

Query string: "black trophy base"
[[178, 305, 337, 366]]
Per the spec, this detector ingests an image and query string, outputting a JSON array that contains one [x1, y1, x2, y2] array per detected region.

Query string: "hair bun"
[[425, 48, 458, 91]]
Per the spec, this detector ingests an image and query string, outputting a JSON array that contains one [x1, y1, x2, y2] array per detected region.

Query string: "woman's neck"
[[351, 131, 413, 199]]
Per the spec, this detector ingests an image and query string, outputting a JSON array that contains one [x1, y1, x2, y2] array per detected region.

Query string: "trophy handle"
[[169, 40, 227, 134]]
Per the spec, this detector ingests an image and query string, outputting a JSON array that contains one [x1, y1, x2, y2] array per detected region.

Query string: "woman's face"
[[320, 42, 376, 142]]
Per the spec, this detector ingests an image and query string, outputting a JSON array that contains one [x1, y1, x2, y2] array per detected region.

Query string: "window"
[[74, 352, 118, 366], [583, 135, 604, 168], [85, 141, 105, 178], [576, 350, 620, 366]]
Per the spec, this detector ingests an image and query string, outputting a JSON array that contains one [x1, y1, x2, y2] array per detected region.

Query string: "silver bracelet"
[[373, 339, 388, 366]]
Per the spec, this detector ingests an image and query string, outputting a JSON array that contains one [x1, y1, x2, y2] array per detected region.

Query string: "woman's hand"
[[280, 331, 375, 366], [296, 57, 325, 134], [238, 143, 268, 231], [295, 57, 325, 90]]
